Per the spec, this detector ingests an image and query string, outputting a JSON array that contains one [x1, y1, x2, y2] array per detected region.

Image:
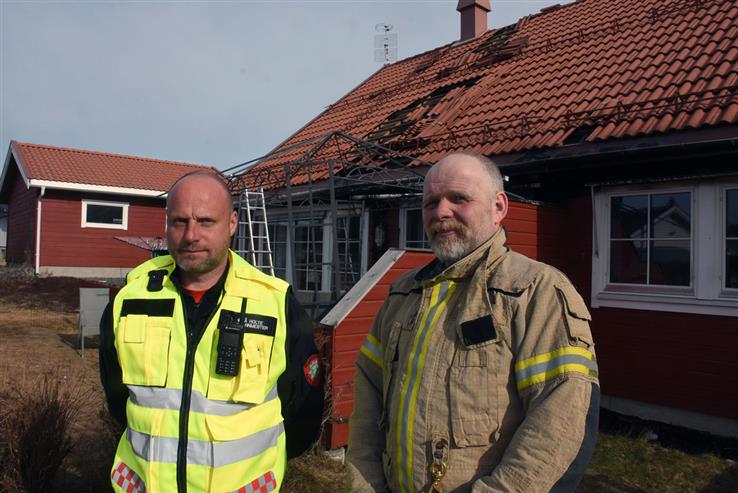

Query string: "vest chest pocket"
[[207, 334, 274, 404], [118, 314, 172, 387], [449, 343, 500, 447]]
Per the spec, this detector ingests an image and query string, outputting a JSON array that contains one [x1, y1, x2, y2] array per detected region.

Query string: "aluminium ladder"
[[235, 188, 274, 276]]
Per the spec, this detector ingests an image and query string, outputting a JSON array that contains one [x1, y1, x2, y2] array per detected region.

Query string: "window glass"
[[294, 220, 323, 291], [609, 240, 647, 284], [336, 215, 361, 291], [650, 192, 691, 238], [609, 192, 691, 286], [86, 204, 123, 225], [611, 195, 647, 239], [726, 189, 738, 289], [405, 209, 429, 249]]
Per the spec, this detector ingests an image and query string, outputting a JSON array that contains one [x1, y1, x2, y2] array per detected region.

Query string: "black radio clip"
[[215, 300, 247, 376]]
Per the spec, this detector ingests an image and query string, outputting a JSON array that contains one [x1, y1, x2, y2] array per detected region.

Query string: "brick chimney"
[[456, 0, 491, 41]]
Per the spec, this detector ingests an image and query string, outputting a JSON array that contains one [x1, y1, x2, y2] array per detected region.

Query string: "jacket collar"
[[416, 228, 509, 286]]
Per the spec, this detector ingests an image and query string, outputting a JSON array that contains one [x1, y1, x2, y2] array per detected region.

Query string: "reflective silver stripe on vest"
[[126, 422, 284, 467], [127, 385, 278, 417]]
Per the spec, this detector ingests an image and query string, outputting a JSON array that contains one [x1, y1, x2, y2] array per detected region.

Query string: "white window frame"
[[81, 199, 129, 230], [591, 179, 738, 316], [721, 186, 738, 297], [268, 211, 367, 293], [400, 207, 431, 250]]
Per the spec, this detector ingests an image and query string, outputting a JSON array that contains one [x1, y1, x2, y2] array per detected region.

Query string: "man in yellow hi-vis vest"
[[100, 171, 323, 493], [348, 153, 599, 493]]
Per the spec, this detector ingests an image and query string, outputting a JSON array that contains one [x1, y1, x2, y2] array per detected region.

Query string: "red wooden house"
[[0, 141, 213, 278], [235, 0, 738, 441]]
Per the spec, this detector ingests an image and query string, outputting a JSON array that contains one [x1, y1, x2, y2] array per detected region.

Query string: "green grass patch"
[[583, 432, 738, 493]]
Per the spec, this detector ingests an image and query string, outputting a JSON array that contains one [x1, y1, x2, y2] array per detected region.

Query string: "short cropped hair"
[[454, 152, 505, 193]]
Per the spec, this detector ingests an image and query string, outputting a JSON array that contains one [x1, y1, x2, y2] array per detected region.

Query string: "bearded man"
[[100, 171, 323, 493], [347, 153, 599, 493]]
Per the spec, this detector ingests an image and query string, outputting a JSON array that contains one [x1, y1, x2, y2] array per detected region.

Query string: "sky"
[[1, 0, 569, 171]]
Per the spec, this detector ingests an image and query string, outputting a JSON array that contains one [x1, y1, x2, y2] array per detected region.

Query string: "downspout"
[[35, 186, 45, 274]]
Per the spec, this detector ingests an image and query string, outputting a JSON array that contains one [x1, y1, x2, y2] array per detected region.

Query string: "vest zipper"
[[176, 293, 223, 493]]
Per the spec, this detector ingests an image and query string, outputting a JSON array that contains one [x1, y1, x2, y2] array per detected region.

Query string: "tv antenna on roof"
[[374, 23, 397, 64]]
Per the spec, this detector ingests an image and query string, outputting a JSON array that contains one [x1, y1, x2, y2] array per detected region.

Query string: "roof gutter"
[[35, 186, 46, 275]]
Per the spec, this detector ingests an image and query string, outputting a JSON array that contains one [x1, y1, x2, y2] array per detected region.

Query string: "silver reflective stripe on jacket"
[[126, 422, 284, 467], [127, 385, 278, 416]]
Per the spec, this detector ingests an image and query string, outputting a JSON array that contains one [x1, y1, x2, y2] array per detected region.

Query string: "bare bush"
[[0, 371, 93, 493]]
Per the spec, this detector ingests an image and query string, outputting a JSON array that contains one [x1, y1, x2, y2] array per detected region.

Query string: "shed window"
[[81, 200, 128, 230]]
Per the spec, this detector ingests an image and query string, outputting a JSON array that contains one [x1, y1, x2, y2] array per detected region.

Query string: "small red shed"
[[0, 141, 214, 278]]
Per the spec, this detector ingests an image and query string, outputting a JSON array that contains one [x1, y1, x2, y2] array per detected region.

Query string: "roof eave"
[[27, 179, 168, 198]]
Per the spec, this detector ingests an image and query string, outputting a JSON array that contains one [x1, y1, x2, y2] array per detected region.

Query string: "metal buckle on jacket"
[[429, 437, 448, 493]]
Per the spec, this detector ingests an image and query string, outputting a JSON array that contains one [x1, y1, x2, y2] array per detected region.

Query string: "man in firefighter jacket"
[[100, 171, 323, 493], [347, 153, 599, 493]]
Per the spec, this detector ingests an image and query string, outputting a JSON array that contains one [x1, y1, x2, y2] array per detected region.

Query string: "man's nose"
[[183, 221, 199, 242], [435, 198, 453, 220]]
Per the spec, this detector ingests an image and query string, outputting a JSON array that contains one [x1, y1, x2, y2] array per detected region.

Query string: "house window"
[[402, 208, 430, 250], [725, 189, 738, 290], [81, 200, 128, 230], [591, 181, 738, 316], [336, 215, 362, 290], [609, 192, 691, 286], [294, 219, 325, 292]]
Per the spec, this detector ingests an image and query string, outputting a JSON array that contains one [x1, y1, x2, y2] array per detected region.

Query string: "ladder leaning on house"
[[235, 188, 274, 276]]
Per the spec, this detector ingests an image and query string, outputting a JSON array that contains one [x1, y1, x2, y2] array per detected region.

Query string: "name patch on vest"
[[243, 314, 277, 337], [121, 299, 175, 317]]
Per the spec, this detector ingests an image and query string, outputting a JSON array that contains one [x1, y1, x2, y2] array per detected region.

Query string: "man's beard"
[[427, 221, 476, 265], [172, 243, 228, 274]]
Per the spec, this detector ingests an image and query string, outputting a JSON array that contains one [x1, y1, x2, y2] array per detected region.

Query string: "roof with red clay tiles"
[[7, 140, 213, 193], [242, 0, 738, 190]]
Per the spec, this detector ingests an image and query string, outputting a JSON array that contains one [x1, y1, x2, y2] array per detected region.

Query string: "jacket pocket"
[[555, 284, 594, 348], [118, 315, 171, 387], [207, 333, 274, 404], [449, 343, 499, 447]]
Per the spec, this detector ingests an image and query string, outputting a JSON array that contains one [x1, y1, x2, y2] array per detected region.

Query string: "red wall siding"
[[39, 190, 166, 268], [5, 169, 37, 264]]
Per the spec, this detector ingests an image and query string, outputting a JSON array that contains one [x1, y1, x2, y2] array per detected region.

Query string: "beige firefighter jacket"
[[347, 229, 600, 493]]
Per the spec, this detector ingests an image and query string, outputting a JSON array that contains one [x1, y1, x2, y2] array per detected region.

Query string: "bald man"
[[100, 171, 323, 493], [348, 153, 599, 493]]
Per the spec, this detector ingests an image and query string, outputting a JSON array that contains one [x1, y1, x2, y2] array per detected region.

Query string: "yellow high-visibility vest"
[[111, 251, 289, 493]]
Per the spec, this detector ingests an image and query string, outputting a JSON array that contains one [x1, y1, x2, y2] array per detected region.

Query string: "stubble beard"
[[172, 241, 230, 275]]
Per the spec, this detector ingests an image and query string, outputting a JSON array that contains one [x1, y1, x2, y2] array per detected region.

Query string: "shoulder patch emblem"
[[303, 354, 321, 387]]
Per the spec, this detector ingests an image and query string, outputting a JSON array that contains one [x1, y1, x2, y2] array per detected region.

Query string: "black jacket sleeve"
[[99, 300, 129, 429], [277, 287, 325, 459]]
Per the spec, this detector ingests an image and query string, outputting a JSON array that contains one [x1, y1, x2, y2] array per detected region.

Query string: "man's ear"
[[229, 209, 238, 236], [493, 191, 509, 226]]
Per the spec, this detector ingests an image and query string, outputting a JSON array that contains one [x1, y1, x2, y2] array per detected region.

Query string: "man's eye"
[[451, 195, 468, 203], [423, 200, 437, 209]]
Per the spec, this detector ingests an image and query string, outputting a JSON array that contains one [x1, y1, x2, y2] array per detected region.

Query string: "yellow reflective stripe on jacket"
[[359, 334, 383, 367], [395, 281, 456, 493], [515, 346, 598, 391], [127, 385, 279, 416]]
